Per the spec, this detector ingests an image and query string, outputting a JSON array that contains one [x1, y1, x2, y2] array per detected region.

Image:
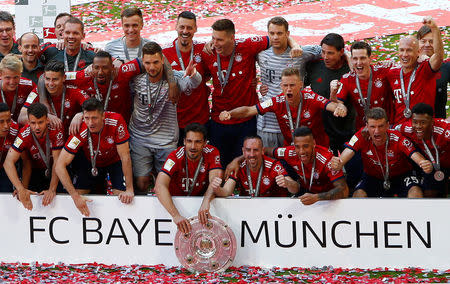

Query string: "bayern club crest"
[[374, 78, 383, 88], [194, 54, 202, 63], [263, 177, 270, 186], [235, 54, 242, 62], [65, 101, 71, 108], [303, 111, 311, 118], [313, 171, 319, 179]]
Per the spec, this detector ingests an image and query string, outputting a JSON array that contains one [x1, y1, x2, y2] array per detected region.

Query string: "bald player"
[[18, 32, 44, 84]]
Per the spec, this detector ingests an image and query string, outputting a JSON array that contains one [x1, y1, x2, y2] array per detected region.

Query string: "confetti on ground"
[[1, 263, 449, 283]]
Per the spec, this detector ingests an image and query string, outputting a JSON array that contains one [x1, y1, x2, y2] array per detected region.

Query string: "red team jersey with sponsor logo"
[[387, 60, 438, 125], [1, 77, 35, 121], [345, 128, 417, 179], [24, 86, 89, 136], [64, 112, 129, 167], [163, 40, 210, 128], [397, 119, 450, 169], [274, 145, 344, 193], [337, 65, 392, 129], [231, 155, 288, 197], [0, 120, 19, 168], [12, 124, 64, 169], [65, 59, 142, 122], [256, 91, 330, 147], [161, 145, 222, 196], [201, 36, 269, 124]]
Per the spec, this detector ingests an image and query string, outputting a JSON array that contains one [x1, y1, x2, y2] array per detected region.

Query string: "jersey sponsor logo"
[[445, 130, 450, 138], [274, 164, 283, 174], [26, 92, 38, 104], [13, 137, 23, 148], [260, 99, 273, 109], [121, 64, 136, 73], [348, 135, 358, 146], [215, 155, 220, 163], [56, 132, 64, 144], [65, 72, 77, 80], [402, 138, 413, 150], [250, 36, 263, 42], [117, 124, 126, 140], [67, 136, 81, 150], [164, 158, 176, 171], [20, 78, 32, 86]]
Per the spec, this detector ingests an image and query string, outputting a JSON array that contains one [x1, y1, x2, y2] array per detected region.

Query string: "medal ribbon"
[[31, 130, 51, 174], [64, 48, 82, 72], [123, 37, 143, 60], [87, 128, 103, 172], [285, 95, 303, 143], [373, 136, 390, 185], [399, 65, 418, 113], [184, 151, 204, 196], [216, 46, 236, 94], [300, 154, 316, 192], [47, 87, 66, 122], [93, 78, 113, 111], [175, 40, 194, 71], [246, 159, 264, 197], [146, 75, 163, 120], [355, 69, 373, 121], [422, 137, 440, 171]]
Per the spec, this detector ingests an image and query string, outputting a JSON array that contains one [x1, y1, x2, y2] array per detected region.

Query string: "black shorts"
[[418, 168, 448, 194], [0, 168, 13, 192], [73, 153, 125, 192], [356, 171, 420, 197]]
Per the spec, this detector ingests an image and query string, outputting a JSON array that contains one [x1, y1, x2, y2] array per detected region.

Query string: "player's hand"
[[210, 177, 223, 194], [219, 111, 231, 121], [330, 79, 341, 96], [299, 193, 319, 205], [275, 175, 288, 188], [47, 114, 63, 129], [330, 156, 343, 171], [40, 189, 56, 207], [72, 194, 92, 217], [290, 46, 303, 58], [168, 82, 180, 105], [69, 113, 83, 136], [203, 41, 214, 55], [55, 40, 65, 50], [81, 42, 100, 52], [198, 203, 210, 226], [417, 54, 430, 63], [333, 103, 347, 117], [260, 84, 268, 96], [378, 60, 394, 69], [419, 160, 433, 174], [173, 214, 191, 234], [422, 16, 438, 30], [183, 60, 197, 77], [118, 190, 134, 204], [17, 189, 37, 210], [225, 158, 240, 179]]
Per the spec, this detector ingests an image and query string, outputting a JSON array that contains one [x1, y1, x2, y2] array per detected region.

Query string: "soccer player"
[[257, 16, 321, 148], [0, 54, 35, 121], [18, 32, 44, 84], [212, 135, 299, 198], [0, 11, 20, 61], [54, 13, 72, 41], [5, 103, 64, 210], [55, 98, 134, 216], [220, 68, 347, 147], [395, 103, 449, 197], [304, 33, 354, 154], [105, 8, 151, 62], [41, 17, 95, 72], [267, 126, 348, 205], [163, 11, 210, 145], [18, 61, 89, 136], [330, 41, 392, 130], [387, 17, 444, 125], [129, 42, 201, 193], [0, 103, 18, 192], [417, 24, 449, 119], [331, 107, 433, 198], [65, 50, 143, 123], [155, 123, 223, 234], [201, 18, 301, 167]]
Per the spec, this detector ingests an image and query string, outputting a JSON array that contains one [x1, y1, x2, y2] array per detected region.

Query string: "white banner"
[[0, 194, 448, 269], [15, 0, 70, 42]]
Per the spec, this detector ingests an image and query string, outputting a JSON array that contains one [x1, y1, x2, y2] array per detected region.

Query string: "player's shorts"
[[0, 168, 13, 192], [418, 168, 448, 195], [28, 168, 65, 193], [73, 153, 126, 192], [130, 142, 174, 177], [355, 171, 420, 197]]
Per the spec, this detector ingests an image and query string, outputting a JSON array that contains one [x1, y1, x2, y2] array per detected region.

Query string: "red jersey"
[[0, 77, 35, 121], [256, 91, 330, 147], [345, 128, 417, 179], [0, 120, 19, 168], [161, 145, 222, 196], [24, 86, 89, 136], [231, 155, 288, 197], [163, 40, 210, 128], [201, 36, 269, 124], [274, 145, 344, 193], [65, 59, 142, 123], [12, 123, 64, 169], [337, 65, 392, 129], [396, 119, 450, 169], [387, 60, 438, 125], [64, 112, 129, 167]]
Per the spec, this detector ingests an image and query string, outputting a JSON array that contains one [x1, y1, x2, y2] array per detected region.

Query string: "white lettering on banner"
[[0, 195, 448, 269]]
